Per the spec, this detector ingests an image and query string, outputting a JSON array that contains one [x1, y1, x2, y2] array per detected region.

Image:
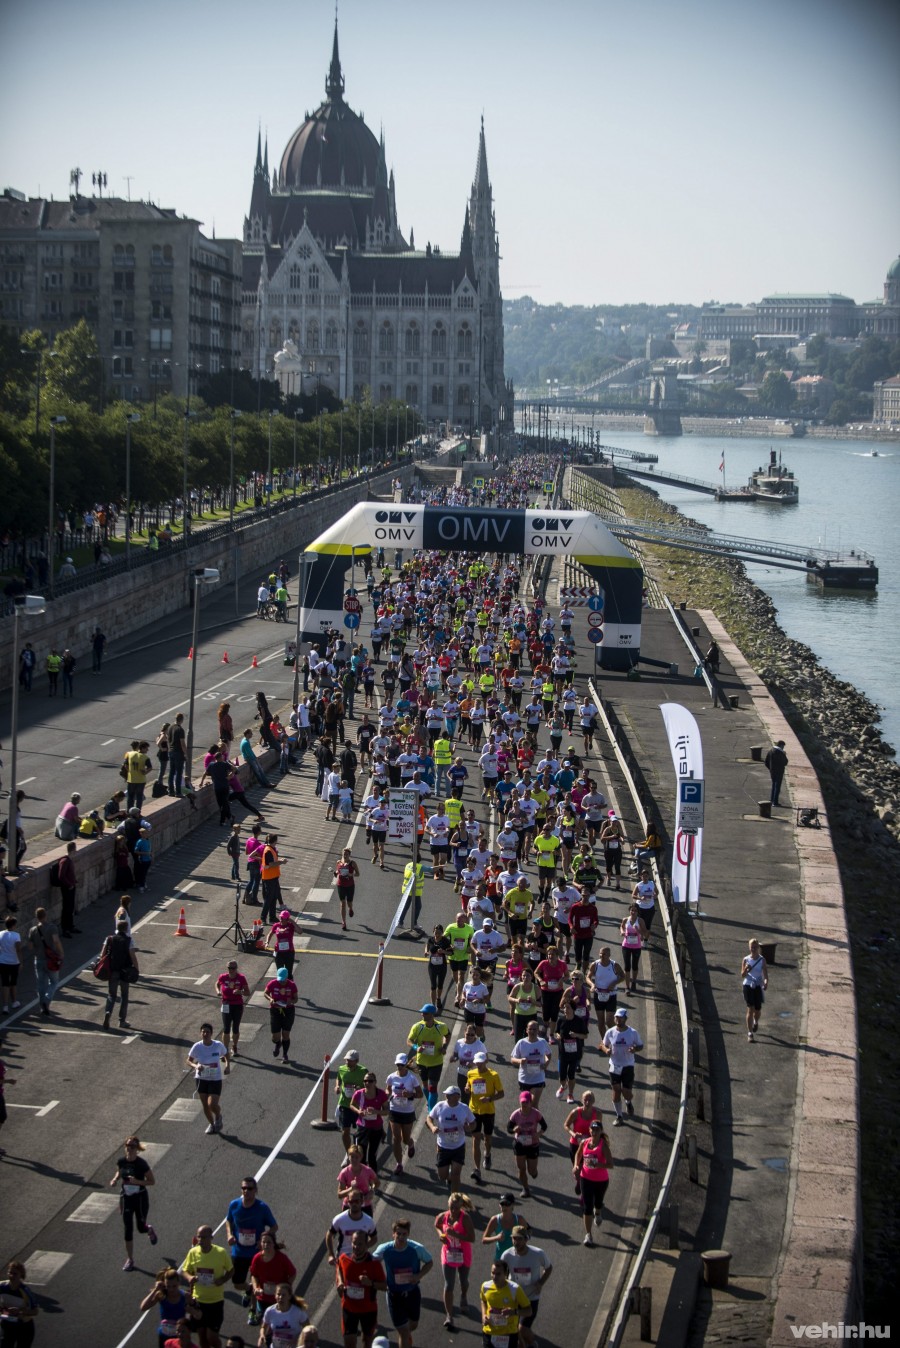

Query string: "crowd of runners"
[[0, 454, 667, 1348]]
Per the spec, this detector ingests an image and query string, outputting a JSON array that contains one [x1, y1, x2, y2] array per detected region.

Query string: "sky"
[[1, 0, 898, 309]]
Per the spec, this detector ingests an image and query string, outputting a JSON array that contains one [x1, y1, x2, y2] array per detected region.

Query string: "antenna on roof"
[[123, 176, 133, 201]]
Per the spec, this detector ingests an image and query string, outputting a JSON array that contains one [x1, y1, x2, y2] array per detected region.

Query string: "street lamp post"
[[185, 568, 221, 784], [182, 410, 192, 539], [316, 378, 323, 485], [229, 410, 241, 529], [47, 416, 66, 598], [125, 413, 140, 570], [6, 595, 45, 876], [357, 401, 362, 475], [291, 552, 316, 706], [292, 412, 300, 499], [266, 410, 279, 509]]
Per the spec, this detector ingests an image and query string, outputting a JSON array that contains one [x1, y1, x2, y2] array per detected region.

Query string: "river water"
[[585, 429, 900, 753]]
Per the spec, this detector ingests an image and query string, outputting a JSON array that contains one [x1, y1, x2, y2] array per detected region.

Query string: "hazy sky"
[[1, 0, 898, 308]]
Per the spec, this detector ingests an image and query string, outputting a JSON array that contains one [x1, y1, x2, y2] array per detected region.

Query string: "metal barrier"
[[587, 676, 691, 1346]]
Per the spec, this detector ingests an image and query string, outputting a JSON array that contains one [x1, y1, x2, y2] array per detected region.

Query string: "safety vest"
[[403, 861, 425, 897], [445, 797, 463, 829], [46, 653, 62, 673], [261, 846, 280, 880], [434, 738, 452, 766]]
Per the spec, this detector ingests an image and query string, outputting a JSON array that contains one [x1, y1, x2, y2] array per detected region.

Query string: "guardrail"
[[587, 676, 691, 1346]]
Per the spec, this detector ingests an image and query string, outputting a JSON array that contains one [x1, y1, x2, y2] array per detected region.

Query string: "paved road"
[[1, 567, 670, 1347]]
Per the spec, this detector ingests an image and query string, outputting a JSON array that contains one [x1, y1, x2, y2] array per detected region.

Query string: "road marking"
[[16, 776, 36, 786], [132, 650, 284, 730], [160, 1098, 204, 1123], [234, 1022, 262, 1043], [306, 887, 333, 904], [296, 936, 311, 950], [101, 738, 116, 746], [7, 1099, 59, 1116], [16, 1026, 107, 1038], [140, 1142, 172, 1167], [174, 881, 198, 898], [140, 973, 211, 985], [63, 756, 80, 765], [22, 1251, 72, 1285], [290, 948, 426, 961], [248, 991, 268, 1008], [67, 1193, 120, 1224]]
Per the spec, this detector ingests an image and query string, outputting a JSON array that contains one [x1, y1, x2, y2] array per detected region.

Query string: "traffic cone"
[[174, 906, 189, 937], [251, 654, 259, 668], [221, 650, 230, 664], [251, 918, 264, 948], [187, 646, 194, 660]]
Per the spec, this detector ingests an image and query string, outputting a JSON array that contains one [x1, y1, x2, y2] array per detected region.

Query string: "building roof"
[[760, 292, 855, 304], [887, 256, 900, 281], [0, 193, 196, 234]]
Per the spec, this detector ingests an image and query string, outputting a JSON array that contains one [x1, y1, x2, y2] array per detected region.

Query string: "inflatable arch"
[[300, 502, 643, 670]]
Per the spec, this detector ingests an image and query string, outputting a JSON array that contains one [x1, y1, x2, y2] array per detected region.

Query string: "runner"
[[186, 1023, 228, 1135], [507, 967, 540, 1042], [480, 1259, 532, 1345], [510, 1021, 552, 1107], [499, 1228, 553, 1347], [553, 993, 586, 1105], [224, 1178, 277, 1319], [481, 1193, 528, 1262], [334, 1229, 386, 1348], [741, 937, 768, 1042], [335, 1049, 369, 1152], [108, 1135, 157, 1271], [506, 1090, 548, 1198], [589, 946, 625, 1035], [600, 1007, 643, 1125], [425, 802, 452, 880], [266, 910, 302, 979], [461, 964, 492, 1039], [632, 867, 657, 933], [563, 1090, 603, 1196], [336, 1147, 380, 1215], [434, 1193, 476, 1332], [334, 848, 361, 931], [259, 1284, 310, 1345], [600, 811, 627, 889], [264, 965, 298, 1066], [348, 1073, 390, 1172], [179, 1224, 233, 1348], [573, 1118, 613, 1246], [249, 1233, 298, 1327], [427, 1085, 476, 1191], [620, 903, 648, 994], [372, 1220, 433, 1348], [385, 1054, 422, 1177], [366, 797, 389, 869], [423, 924, 451, 1013], [326, 1192, 378, 1264], [466, 1051, 505, 1183], [534, 944, 568, 1031], [442, 915, 474, 1012]]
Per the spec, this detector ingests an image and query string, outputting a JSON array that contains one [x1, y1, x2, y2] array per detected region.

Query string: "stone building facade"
[[0, 185, 241, 403], [241, 26, 512, 433]]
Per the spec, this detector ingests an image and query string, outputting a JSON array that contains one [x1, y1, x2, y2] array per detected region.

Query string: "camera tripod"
[[213, 878, 252, 950]]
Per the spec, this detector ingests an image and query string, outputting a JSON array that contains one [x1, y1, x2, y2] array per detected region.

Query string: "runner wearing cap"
[[427, 1087, 476, 1190], [335, 1050, 368, 1151], [443, 914, 475, 1010], [601, 1008, 643, 1125], [470, 917, 508, 996], [264, 965, 298, 1067], [466, 1052, 505, 1182], [573, 1118, 613, 1245], [385, 1055, 423, 1177], [500, 1228, 553, 1346], [506, 1091, 548, 1197], [481, 1194, 527, 1261], [265, 910, 301, 980], [215, 959, 250, 1070], [407, 1005, 450, 1109]]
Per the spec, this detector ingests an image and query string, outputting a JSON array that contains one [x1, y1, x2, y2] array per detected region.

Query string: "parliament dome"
[[887, 255, 900, 281], [278, 28, 380, 190]]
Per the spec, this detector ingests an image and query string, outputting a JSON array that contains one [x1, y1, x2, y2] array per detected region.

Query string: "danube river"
[[591, 429, 900, 753]]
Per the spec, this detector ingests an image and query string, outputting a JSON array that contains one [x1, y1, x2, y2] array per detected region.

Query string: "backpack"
[[49, 860, 62, 887]]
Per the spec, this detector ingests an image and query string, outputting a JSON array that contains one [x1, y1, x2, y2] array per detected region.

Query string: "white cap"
[[394, 1052, 408, 1064], [473, 1051, 488, 1063]]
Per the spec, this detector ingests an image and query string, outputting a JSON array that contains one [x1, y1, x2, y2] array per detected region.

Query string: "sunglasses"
[[364, 1077, 376, 1083], [241, 1185, 257, 1191]]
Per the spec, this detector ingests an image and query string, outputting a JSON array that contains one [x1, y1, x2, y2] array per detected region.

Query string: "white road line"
[[160, 1098, 204, 1123], [139, 974, 211, 984], [16, 776, 36, 786], [22, 1251, 71, 1286], [63, 756, 80, 765], [140, 1142, 172, 1167], [306, 887, 333, 904], [101, 738, 116, 746], [67, 1194, 119, 1224], [15, 1026, 105, 1039], [132, 649, 285, 730], [7, 1100, 59, 1116]]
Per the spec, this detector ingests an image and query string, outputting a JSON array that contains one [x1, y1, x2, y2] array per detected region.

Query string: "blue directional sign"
[[343, 612, 361, 630], [588, 594, 604, 612]]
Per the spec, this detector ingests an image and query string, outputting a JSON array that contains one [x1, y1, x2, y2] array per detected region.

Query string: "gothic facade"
[[241, 25, 512, 432]]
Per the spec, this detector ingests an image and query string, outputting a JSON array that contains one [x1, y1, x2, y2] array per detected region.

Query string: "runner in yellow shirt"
[[466, 1052, 505, 1182], [481, 1260, 531, 1339], [533, 823, 561, 900]]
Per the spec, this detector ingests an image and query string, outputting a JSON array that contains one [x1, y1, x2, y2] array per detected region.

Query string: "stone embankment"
[[618, 478, 900, 1319]]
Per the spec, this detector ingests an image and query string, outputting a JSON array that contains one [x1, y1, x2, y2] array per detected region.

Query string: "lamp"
[[47, 416, 67, 598], [185, 568, 221, 783], [6, 595, 46, 875]]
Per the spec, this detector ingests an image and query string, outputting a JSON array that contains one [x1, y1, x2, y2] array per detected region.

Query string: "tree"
[[757, 371, 796, 415], [45, 320, 102, 407]]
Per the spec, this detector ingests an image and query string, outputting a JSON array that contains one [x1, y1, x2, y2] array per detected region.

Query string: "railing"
[[588, 677, 691, 1346]]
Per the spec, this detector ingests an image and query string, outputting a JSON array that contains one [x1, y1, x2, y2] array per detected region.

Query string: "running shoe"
[[407, 1141, 415, 1159], [613, 1115, 624, 1127], [148, 1225, 158, 1246], [625, 1101, 634, 1117], [242, 1293, 251, 1308], [594, 1213, 603, 1227], [582, 1234, 594, 1247], [205, 1123, 216, 1134], [122, 1258, 135, 1272], [555, 1085, 565, 1099], [394, 1163, 404, 1176]]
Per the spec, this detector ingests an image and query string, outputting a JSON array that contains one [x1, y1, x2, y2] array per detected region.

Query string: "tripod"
[[213, 878, 252, 950]]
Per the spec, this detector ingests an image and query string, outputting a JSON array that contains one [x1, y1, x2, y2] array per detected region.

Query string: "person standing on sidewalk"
[[168, 715, 187, 795], [102, 921, 140, 1030], [244, 825, 264, 906], [45, 647, 61, 696], [0, 916, 23, 1016], [765, 739, 789, 807], [125, 741, 152, 811], [58, 841, 81, 936], [108, 1135, 157, 1271], [260, 835, 282, 925], [240, 728, 272, 790], [741, 938, 768, 1041], [61, 648, 77, 699], [28, 907, 63, 1017], [91, 626, 106, 672]]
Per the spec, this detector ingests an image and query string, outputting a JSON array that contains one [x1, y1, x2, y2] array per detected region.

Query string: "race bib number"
[[263, 1282, 277, 1296], [198, 1064, 219, 1080], [394, 1269, 415, 1286], [430, 955, 444, 966], [578, 916, 592, 930], [444, 1246, 464, 1267], [564, 1038, 578, 1053], [123, 1183, 141, 1196], [595, 990, 610, 1002], [471, 1079, 487, 1096], [238, 1228, 256, 1247], [345, 1283, 365, 1300], [277, 939, 290, 952], [441, 1128, 461, 1148], [453, 938, 466, 950], [547, 979, 561, 991], [511, 1265, 532, 1285], [489, 1310, 510, 1327], [196, 1268, 214, 1286], [517, 1130, 537, 1148]]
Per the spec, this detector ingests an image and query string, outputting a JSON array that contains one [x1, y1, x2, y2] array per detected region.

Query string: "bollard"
[[685, 979, 694, 1022], [701, 1249, 732, 1289], [696, 1078, 706, 1123], [368, 943, 392, 1006], [728, 694, 740, 709], [668, 1202, 680, 1250], [310, 1053, 338, 1130], [688, 1133, 699, 1183], [757, 800, 772, 819], [690, 1025, 701, 1068], [639, 1286, 653, 1342], [750, 745, 763, 761]]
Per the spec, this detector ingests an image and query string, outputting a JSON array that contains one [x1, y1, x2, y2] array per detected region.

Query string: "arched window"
[[405, 383, 418, 405], [353, 323, 369, 355], [432, 323, 446, 356], [379, 383, 392, 404], [405, 323, 420, 356], [163, 244, 173, 263], [456, 383, 471, 407], [308, 265, 319, 292], [457, 324, 473, 358], [290, 264, 302, 291], [378, 322, 394, 356], [325, 321, 338, 352], [269, 320, 282, 349], [242, 324, 254, 352], [431, 384, 445, 405], [306, 320, 319, 352], [288, 319, 300, 344]]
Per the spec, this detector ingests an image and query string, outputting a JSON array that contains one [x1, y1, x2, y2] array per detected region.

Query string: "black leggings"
[[355, 1126, 384, 1170], [121, 1188, 150, 1240]]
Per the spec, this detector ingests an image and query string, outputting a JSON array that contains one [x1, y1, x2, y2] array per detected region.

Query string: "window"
[[458, 362, 470, 376], [211, 302, 220, 322], [431, 384, 445, 405], [405, 383, 418, 404], [354, 360, 367, 375], [269, 320, 282, 348], [378, 322, 394, 355], [404, 322, 420, 355], [113, 329, 123, 348], [288, 319, 300, 344], [113, 271, 134, 292], [379, 360, 393, 375], [210, 354, 220, 374], [432, 323, 446, 356], [149, 328, 172, 351], [151, 245, 162, 266], [306, 320, 319, 351], [456, 383, 471, 407], [308, 265, 319, 292], [432, 361, 444, 376], [379, 383, 392, 403], [325, 321, 338, 351], [353, 323, 369, 355], [290, 264, 302, 292], [457, 324, 473, 358], [124, 330, 134, 348], [114, 299, 124, 319]]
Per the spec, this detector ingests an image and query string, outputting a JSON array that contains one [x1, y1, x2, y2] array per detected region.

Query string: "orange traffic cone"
[[187, 646, 194, 660], [251, 654, 259, 668], [174, 906, 189, 937], [221, 650, 230, 664]]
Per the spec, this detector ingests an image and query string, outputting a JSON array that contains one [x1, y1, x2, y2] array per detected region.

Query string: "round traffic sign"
[[344, 595, 361, 614], [587, 594, 604, 612], [588, 611, 604, 628], [343, 612, 361, 630], [587, 627, 604, 644]]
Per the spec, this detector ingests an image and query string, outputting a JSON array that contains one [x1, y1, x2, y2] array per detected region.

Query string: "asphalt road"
[[1, 570, 665, 1347]]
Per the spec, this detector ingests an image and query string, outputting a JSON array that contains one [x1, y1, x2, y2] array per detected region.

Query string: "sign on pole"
[[543, 480, 554, 494], [343, 612, 360, 630], [344, 594, 361, 614], [388, 788, 418, 842], [677, 779, 705, 831]]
